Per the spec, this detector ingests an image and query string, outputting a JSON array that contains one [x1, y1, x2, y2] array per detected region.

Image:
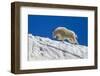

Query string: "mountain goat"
[[53, 27, 79, 44]]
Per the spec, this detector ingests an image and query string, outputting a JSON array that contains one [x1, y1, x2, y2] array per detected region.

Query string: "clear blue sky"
[[28, 15, 88, 46]]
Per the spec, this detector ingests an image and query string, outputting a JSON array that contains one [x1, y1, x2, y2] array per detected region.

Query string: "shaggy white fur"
[[53, 27, 79, 44]]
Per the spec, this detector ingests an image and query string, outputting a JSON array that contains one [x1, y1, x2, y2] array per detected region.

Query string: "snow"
[[28, 34, 88, 61]]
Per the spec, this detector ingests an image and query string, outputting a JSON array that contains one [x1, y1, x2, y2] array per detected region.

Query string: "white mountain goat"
[[53, 27, 79, 44]]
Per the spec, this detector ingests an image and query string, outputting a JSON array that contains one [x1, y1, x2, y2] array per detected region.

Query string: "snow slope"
[[28, 34, 88, 61]]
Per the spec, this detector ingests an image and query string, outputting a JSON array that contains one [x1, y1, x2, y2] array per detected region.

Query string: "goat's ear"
[[53, 35, 56, 39], [52, 32, 55, 38]]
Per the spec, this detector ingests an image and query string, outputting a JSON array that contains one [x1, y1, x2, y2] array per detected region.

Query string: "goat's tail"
[[75, 39, 79, 45]]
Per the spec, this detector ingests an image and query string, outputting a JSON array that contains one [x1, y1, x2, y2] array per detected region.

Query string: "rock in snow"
[[28, 34, 88, 61]]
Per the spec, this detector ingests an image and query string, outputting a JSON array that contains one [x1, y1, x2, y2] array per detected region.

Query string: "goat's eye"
[[56, 36, 59, 39]]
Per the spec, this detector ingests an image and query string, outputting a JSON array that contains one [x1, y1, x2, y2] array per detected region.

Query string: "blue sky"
[[28, 15, 88, 46]]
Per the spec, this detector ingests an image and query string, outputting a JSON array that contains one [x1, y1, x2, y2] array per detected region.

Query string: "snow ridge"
[[28, 34, 88, 61]]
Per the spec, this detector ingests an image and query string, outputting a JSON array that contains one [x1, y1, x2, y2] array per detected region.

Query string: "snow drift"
[[28, 34, 88, 61]]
